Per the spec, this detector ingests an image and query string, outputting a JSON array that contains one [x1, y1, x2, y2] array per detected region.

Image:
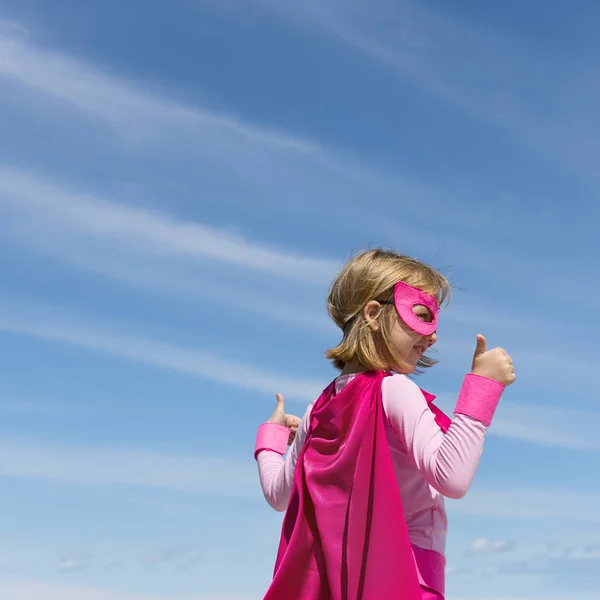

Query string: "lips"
[[414, 344, 426, 354]]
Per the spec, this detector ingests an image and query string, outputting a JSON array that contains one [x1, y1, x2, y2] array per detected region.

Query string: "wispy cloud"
[[452, 597, 600, 600], [0, 166, 338, 333], [0, 21, 309, 152], [559, 546, 600, 562], [254, 0, 600, 182], [0, 298, 323, 402], [470, 537, 515, 556], [58, 555, 93, 573], [0, 169, 337, 334], [0, 399, 88, 416], [0, 580, 154, 600], [490, 402, 600, 452], [0, 166, 563, 340], [432, 390, 600, 452], [449, 489, 600, 523], [0, 435, 256, 496], [483, 542, 600, 587], [0, 579, 254, 600], [0, 166, 338, 286], [143, 549, 203, 571], [0, 23, 570, 318], [0, 17, 526, 257], [0, 21, 447, 230]]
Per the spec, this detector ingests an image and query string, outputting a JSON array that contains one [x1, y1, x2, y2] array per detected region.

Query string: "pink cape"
[[263, 370, 425, 600]]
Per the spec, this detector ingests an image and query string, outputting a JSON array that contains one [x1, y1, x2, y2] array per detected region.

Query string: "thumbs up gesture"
[[267, 393, 301, 445], [471, 334, 516, 387]]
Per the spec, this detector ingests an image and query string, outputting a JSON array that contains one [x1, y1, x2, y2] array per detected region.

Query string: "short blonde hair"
[[325, 248, 451, 373]]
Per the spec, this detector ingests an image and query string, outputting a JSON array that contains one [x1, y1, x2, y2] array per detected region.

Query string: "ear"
[[363, 301, 382, 331]]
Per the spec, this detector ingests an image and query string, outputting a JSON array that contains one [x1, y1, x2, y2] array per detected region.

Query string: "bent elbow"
[[443, 484, 469, 500], [435, 474, 472, 500], [261, 483, 288, 512], [266, 496, 288, 512]]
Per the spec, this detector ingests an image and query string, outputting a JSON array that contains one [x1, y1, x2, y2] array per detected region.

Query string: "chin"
[[395, 362, 418, 375]]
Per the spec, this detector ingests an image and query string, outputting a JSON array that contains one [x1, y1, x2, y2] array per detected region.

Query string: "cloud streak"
[[0, 298, 323, 402], [0, 22, 442, 221], [0, 166, 338, 286], [0, 21, 569, 314], [0, 435, 257, 496], [254, 0, 600, 184], [449, 489, 600, 524], [0, 18, 515, 254], [469, 537, 515, 556], [0, 21, 310, 151], [0, 579, 254, 600], [58, 555, 93, 573], [432, 389, 600, 452]]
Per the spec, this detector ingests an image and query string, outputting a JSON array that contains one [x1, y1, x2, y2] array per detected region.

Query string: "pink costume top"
[[255, 371, 503, 598]]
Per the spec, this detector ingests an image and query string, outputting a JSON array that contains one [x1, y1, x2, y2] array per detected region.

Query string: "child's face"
[[389, 304, 437, 373]]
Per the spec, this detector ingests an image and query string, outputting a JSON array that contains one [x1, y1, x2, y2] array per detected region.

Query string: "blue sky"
[[0, 0, 599, 598]]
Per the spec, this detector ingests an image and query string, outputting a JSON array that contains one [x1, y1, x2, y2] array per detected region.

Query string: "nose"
[[426, 331, 437, 347]]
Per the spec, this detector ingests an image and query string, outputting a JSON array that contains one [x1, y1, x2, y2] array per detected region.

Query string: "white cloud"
[[0, 22, 444, 227], [470, 537, 515, 555], [432, 391, 600, 452], [493, 400, 600, 451], [58, 555, 92, 573], [491, 408, 600, 452], [0, 167, 336, 333], [0, 581, 152, 600], [0, 297, 323, 403], [1, 17, 529, 272], [557, 546, 600, 562], [452, 597, 598, 600], [143, 549, 203, 570], [0, 436, 256, 496], [0, 166, 338, 286], [0, 579, 253, 600], [0, 399, 88, 416], [254, 0, 600, 182], [0, 24, 563, 314], [449, 489, 600, 523], [0, 23, 309, 152]]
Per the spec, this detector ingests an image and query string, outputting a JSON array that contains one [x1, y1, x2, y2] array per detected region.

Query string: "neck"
[[340, 359, 371, 376]]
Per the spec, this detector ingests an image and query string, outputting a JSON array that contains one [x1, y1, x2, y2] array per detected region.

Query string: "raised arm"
[[384, 335, 513, 499], [254, 400, 313, 511]]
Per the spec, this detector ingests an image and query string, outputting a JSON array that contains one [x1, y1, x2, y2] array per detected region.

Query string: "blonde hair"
[[325, 248, 451, 373]]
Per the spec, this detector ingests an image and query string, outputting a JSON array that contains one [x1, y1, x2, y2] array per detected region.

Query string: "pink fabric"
[[412, 545, 445, 596], [393, 281, 439, 335], [256, 371, 501, 596], [254, 423, 289, 459], [420, 389, 451, 433], [454, 373, 504, 427], [263, 371, 422, 600], [420, 588, 444, 600]]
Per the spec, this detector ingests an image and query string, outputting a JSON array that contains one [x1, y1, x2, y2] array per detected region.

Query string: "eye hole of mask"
[[412, 304, 433, 323]]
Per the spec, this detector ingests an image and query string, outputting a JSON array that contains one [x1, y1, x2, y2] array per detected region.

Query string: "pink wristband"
[[254, 423, 289, 459], [454, 374, 504, 427]]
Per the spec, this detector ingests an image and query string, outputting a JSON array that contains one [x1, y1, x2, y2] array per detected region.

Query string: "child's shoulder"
[[382, 372, 425, 401]]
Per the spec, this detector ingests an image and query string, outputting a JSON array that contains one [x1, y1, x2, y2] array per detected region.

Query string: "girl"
[[254, 249, 515, 600]]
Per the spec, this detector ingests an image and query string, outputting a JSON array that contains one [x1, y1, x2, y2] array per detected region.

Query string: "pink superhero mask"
[[380, 280, 439, 336]]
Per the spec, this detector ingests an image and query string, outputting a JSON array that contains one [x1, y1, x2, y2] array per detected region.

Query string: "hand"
[[471, 334, 516, 387], [267, 393, 300, 445]]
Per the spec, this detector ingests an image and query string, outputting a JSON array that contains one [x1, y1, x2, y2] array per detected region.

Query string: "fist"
[[267, 393, 301, 445], [471, 334, 516, 387]]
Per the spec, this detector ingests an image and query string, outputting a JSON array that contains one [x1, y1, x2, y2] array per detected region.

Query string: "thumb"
[[268, 393, 286, 424], [473, 334, 487, 359], [275, 393, 285, 411]]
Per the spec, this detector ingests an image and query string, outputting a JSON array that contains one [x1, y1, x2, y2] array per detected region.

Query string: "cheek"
[[391, 324, 420, 347]]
